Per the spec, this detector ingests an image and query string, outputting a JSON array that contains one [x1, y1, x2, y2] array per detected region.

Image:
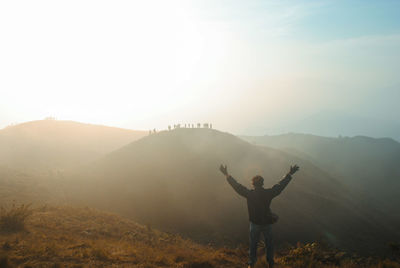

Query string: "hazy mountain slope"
[[0, 120, 147, 170], [0, 166, 46, 204], [66, 128, 397, 253], [0, 165, 71, 205], [241, 133, 400, 217]]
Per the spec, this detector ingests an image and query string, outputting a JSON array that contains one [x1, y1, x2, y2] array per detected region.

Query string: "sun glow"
[[0, 0, 233, 129], [3, 1, 397, 134]]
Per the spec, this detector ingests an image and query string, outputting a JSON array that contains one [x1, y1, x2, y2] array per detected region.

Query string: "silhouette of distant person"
[[219, 164, 299, 268]]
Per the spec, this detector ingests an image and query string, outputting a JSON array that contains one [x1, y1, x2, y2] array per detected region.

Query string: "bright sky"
[[1, 0, 399, 134]]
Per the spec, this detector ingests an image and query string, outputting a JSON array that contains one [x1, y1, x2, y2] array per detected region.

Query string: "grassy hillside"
[[0, 120, 147, 171], [0, 205, 246, 267], [1, 205, 399, 267], [64, 128, 397, 253], [241, 133, 400, 218]]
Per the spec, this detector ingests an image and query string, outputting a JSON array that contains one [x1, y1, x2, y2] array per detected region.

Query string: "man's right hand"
[[219, 164, 228, 176], [289, 164, 300, 175]]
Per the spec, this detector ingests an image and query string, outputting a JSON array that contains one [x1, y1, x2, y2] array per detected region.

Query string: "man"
[[219, 164, 299, 268]]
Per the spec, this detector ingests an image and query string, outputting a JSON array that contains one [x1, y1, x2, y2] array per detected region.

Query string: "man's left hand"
[[219, 164, 228, 176], [289, 164, 300, 175]]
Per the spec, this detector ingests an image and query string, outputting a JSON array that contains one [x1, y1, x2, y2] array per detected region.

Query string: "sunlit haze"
[[1, 2, 400, 264], [1, 0, 399, 135]]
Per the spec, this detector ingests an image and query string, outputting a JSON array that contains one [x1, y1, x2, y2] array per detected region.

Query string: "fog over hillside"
[[0, 120, 147, 171], [241, 133, 400, 221], [62, 128, 399, 253]]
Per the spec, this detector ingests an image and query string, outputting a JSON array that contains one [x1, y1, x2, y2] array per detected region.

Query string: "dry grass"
[[0, 205, 246, 267], [0, 205, 398, 267], [0, 203, 32, 233], [274, 242, 400, 268]]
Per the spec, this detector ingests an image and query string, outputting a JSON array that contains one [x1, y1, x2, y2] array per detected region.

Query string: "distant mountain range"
[[257, 111, 400, 142]]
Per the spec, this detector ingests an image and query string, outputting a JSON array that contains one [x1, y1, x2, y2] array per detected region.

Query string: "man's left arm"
[[271, 165, 299, 197]]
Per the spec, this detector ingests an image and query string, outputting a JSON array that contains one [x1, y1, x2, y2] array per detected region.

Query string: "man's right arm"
[[219, 164, 249, 198], [226, 175, 250, 198]]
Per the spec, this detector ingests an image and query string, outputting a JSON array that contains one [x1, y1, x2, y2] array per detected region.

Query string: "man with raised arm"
[[219, 164, 299, 268]]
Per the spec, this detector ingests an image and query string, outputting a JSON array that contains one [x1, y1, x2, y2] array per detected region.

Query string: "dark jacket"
[[227, 174, 292, 225]]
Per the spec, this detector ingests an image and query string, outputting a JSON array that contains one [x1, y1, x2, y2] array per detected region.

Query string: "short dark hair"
[[252, 175, 264, 187]]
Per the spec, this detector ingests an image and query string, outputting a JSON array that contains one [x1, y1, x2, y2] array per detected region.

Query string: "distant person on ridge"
[[219, 164, 300, 268]]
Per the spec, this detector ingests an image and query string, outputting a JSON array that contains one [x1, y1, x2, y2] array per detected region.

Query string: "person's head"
[[252, 175, 264, 188]]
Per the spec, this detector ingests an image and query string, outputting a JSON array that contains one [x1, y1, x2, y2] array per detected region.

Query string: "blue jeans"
[[248, 222, 274, 266]]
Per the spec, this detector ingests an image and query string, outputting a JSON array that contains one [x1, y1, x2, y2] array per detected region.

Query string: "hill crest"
[[0, 120, 147, 170]]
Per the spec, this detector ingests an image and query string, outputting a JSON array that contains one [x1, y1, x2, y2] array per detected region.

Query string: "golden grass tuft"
[[0, 203, 32, 233]]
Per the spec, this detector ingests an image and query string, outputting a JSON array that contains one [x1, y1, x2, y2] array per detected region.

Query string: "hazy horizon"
[[1, 0, 399, 136], [2, 117, 400, 143]]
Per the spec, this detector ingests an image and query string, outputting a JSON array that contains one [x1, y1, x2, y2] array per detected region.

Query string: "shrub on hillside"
[[280, 242, 349, 266], [0, 203, 32, 233], [0, 254, 9, 268]]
